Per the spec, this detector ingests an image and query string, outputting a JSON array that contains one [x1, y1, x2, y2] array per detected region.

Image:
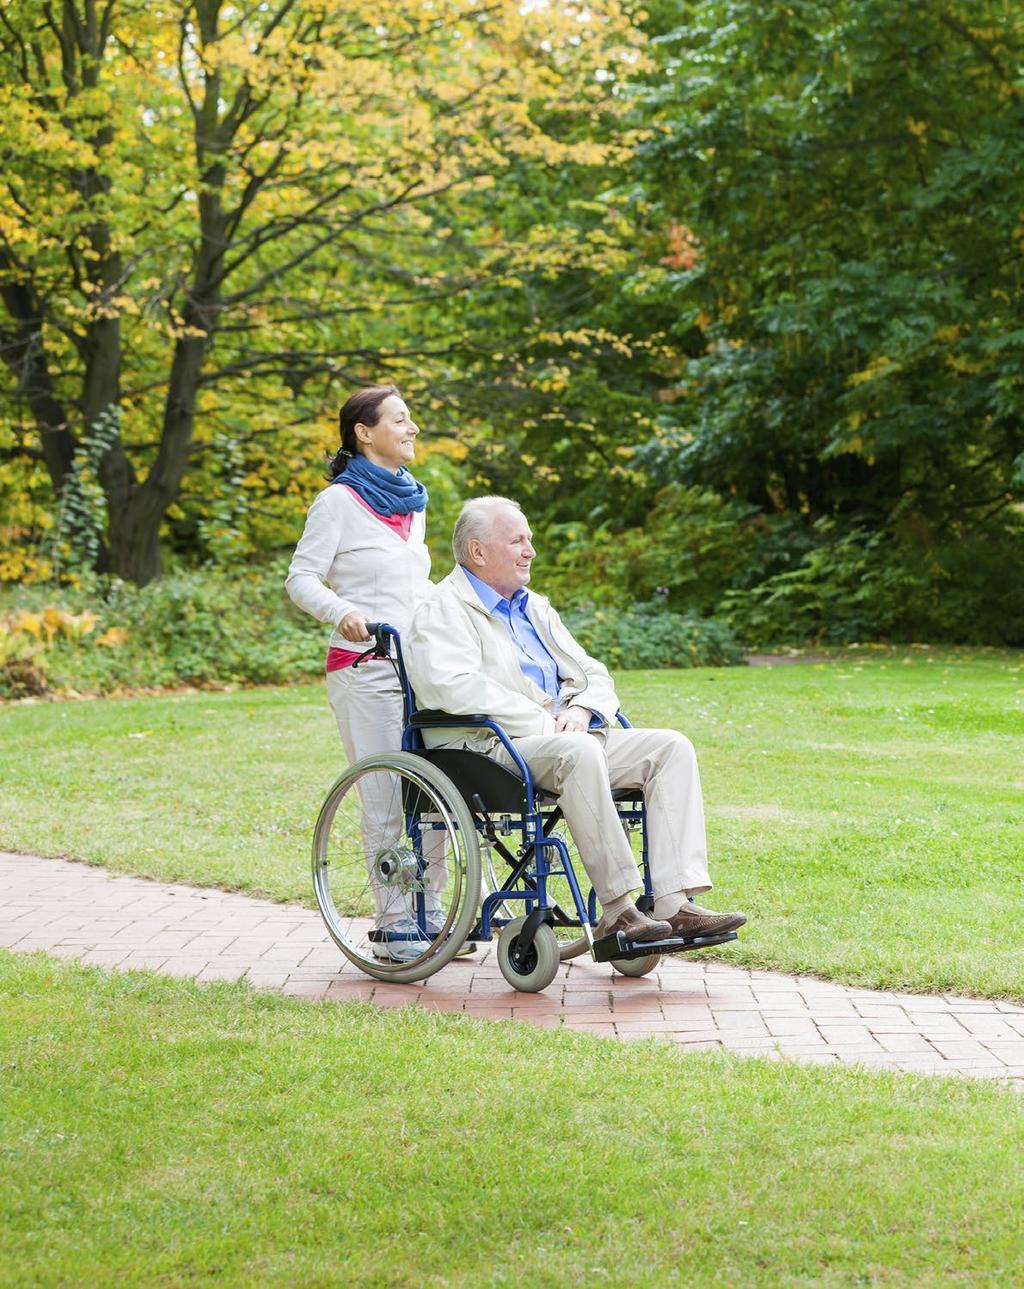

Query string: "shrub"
[[0, 562, 326, 697], [562, 600, 745, 670], [537, 484, 760, 615], [0, 566, 745, 699], [0, 607, 102, 698], [721, 523, 1024, 647]]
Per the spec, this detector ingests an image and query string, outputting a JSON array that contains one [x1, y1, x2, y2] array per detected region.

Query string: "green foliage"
[[0, 0, 646, 584], [428, 1, 1024, 648], [537, 484, 760, 615], [4, 0, 1019, 647], [723, 522, 1024, 646], [194, 434, 250, 565], [563, 599, 743, 669], [0, 557, 742, 695], [625, 0, 1024, 643], [416, 93, 688, 533], [410, 446, 468, 574], [0, 564, 324, 697], [51, 406, 122, 578]]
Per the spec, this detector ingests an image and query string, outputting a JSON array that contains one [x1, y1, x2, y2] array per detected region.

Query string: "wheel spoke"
[[313, 752, 481, 984]]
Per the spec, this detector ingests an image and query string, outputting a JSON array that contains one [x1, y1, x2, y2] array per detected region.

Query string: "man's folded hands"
[[553, 704, 591, 734]]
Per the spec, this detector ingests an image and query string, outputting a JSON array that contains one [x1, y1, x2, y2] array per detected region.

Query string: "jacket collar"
[[460, 565, 538, 618], [448, 564, 548, 618], [447, 567, 556, 706]]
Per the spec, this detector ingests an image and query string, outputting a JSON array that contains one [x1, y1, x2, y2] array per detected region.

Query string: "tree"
[[627, 0, 1024, 638], [634, 0, 1016, 523], [0, 0, 645, 583]]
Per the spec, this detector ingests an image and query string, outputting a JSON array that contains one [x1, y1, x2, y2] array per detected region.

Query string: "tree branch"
[[936, 10, 1021, 107]]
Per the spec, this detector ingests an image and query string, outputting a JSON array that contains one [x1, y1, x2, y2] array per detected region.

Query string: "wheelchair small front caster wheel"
[[497, 916, 560, 993], [610, 952, 660, 978]]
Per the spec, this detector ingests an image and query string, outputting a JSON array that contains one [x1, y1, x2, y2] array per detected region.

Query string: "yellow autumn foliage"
[[96, 626, 130, 648], [848, 355, 897, 387], [0, 0, 648, 580]]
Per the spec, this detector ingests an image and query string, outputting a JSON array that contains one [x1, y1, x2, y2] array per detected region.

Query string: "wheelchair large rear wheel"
[[313, 752, 481, 984]]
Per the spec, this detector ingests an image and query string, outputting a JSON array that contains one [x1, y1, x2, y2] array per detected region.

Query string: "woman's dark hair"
[[326, 384, 401, 479]]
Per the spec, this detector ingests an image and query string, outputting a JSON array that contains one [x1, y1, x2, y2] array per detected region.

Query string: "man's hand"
[[554, 704, 591, 733], [338, 611, 372, 643]]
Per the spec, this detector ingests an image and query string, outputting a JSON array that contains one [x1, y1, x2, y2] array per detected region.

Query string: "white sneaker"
[[425, 911, 477, 957], [424, 911, 451, 937], [370, 918, 432, 963]]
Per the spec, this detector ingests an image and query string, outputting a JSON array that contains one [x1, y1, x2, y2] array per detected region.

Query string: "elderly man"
[[404, 496, 746, 944]]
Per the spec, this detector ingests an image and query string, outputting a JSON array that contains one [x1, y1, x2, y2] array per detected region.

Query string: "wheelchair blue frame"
[[365, 622, 652, 949]]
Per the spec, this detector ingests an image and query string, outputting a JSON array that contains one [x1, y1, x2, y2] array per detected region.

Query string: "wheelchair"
[[312, 623, 739, 993]]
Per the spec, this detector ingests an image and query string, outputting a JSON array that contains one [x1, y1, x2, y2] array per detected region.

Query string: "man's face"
[[472, 506, 536, 600]]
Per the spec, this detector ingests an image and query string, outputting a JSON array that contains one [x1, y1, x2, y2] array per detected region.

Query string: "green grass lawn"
[[3, 950, 1023, 1289], [1, 648, 1021, 998]]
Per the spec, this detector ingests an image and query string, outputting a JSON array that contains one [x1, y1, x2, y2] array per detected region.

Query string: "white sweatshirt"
[[285, 484, 431, 647]]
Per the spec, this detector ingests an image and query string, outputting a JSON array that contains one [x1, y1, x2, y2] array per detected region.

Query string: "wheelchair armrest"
[[408, 710, 491, 728]]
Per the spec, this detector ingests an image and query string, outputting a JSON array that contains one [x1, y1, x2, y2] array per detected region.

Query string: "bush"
[[562, 600, 745, 670], [0, 567, 745, 700], [0, 606, 104, 698], [0, 561, 326, 697], [721, 523, 1024, 647], [536, 484, 760, 615]]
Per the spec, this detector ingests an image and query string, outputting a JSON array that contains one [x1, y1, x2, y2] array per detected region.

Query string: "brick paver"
[[3, 852, 1022, 1085]]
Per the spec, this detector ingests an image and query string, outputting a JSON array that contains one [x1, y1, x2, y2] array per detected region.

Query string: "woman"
[[286, 385, 448, 962]]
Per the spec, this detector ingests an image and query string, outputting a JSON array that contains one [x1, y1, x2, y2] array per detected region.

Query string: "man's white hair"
[[452, 495, 524, 565]]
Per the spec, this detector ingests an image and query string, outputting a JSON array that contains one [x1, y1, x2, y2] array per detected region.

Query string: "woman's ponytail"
[[326, 444, 354, 479]]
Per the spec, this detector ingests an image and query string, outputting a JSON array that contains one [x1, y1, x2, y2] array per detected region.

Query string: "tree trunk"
[[107, 489, 165, 584], [0, 262, 78, 492], [105, 324, 214, 583], [101, 0, 228, 583]]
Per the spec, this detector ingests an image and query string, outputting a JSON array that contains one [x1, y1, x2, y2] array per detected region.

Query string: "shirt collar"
[[461, 566, 529, 616]]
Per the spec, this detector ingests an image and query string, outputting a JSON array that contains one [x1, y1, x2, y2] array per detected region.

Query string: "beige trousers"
[[326, 662, 447, 927], [501, 727, 711, 907]]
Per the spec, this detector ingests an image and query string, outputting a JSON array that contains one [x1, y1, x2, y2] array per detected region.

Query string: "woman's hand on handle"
[[338, 610, 373, 643]]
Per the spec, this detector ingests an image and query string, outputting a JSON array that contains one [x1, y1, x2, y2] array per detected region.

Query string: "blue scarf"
[[334, 453, 428, 516]]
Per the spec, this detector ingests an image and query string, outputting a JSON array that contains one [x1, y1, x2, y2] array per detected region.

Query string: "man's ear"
[[466, 537, 484, 567]]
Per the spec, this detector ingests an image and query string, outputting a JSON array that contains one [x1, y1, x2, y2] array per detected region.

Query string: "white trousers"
[[326, 663, 447, 927], [501, 727, 711, 907]]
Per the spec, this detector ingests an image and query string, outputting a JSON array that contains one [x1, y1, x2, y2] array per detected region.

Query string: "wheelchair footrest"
[[592, 929, 739, 963]]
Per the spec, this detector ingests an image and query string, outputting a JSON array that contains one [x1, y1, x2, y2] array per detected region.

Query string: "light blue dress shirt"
[[461, 567, 561, 704]]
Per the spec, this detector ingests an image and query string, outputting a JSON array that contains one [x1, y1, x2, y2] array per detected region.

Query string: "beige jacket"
[[404, 565, 620, 751]]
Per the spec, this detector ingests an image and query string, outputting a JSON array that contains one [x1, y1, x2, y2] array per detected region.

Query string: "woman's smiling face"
[[356, 395, 420, 472]]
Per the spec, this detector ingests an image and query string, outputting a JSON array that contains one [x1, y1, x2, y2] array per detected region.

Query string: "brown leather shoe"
[[596, 905, 673, 943], [665, 902, 746, 938]]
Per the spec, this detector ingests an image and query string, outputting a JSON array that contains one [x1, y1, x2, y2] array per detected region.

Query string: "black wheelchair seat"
[[412, 745, 643, 816], [414, 747, 537, 812]]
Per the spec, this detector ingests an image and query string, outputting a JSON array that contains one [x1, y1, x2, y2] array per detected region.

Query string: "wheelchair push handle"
[[364, 620, 388, 648], [353, 621, 398, 665]]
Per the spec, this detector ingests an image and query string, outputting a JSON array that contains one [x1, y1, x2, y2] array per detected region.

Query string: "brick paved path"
[[3, 852, 1022, 1084]]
